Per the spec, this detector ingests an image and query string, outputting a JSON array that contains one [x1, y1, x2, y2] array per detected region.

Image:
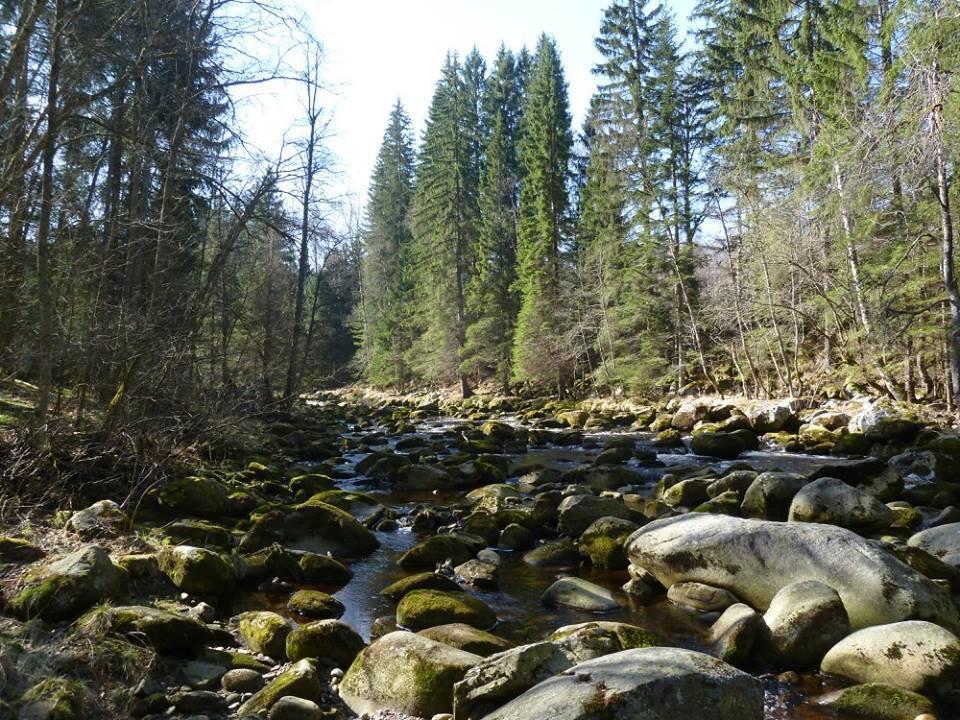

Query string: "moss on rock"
[[396, 590, 496, 631], [237, 611, 292, 659], [157, 545, 236, 596]]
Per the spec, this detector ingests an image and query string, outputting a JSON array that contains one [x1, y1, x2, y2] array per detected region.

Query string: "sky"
[[237, 0, 698, 227]]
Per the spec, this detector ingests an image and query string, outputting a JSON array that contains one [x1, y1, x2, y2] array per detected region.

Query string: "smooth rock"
[[667, 581, 738, 612], [788, 477, 894, 531], [286, 619, 366, 666], [762, 580, 849, 668], [541, 577, 619, 613], [419, 623, 514, 657], [625, 514, 959, 630], [397, 590, 497, 631]]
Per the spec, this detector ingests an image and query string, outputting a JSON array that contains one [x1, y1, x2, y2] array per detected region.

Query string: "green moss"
[[20, 677, 86, 720], [236, 659, 322, 716], [396, 590, 496, 631], [821, 682, 934, 720], [238, 611, 291, 659], [287, 590, 345, 619]]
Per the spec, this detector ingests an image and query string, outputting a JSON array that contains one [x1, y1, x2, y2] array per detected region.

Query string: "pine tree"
[[361, 101, 416, 388], [410, 53, 483, 397], [513, 35, 574, 395], [463, 46, 523, 392]]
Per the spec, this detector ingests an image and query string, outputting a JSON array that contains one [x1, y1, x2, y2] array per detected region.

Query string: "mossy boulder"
[[398, 464, 451, 492], [577, 517, 640, 569], [289, 473, 334, 500], [158, 545, 236, 596], [66, 500, 127, 538], [12, 545, 128, 621], [815, 683, 935, 720], [241, 544, 302, 583], [239, 498, 379, 559], [741, 472, 808, 520], [236, 659, 322, 716], [523, 539, 580, 568], [20, 677, 85, 720], [287, 590, 344, 619], [285, 619, 366, 666], [418, 623, 514, 657], [82, 604, 212, 654], [398, 535, 473, 571], [156, 476, 229, 519], [305, 490, 384, 524], [339, 631, 481, 718], [466, 484, 523, 514], [690, 429, 759, 459], [0, 536, 43, 563], [159, 519, 232, 549], [298, 552, 352, 585], [396, 590, 497, 631], [557, 495, 635, 537], [380, 572, 461, 602], [238, 611, 293, 659], [548, 621, 661, 663]]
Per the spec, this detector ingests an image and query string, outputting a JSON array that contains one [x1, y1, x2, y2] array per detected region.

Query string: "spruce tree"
[[410, 53, 483, 397], [513, 35, 574, 395], [463, 46, 523, 392], [361, 100, 416, 388]]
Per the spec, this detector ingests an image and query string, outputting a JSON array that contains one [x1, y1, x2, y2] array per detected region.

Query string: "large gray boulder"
[[788, 477, 894, 532], [477, 647, 763, 720], [625, 514, 959, 631], [820, 621, 960, 694], [453, 642, 573, 720], [762, 580, 849, 668], [541, 577, 619, 613], [339, 631, 481, 718], [908, 522, 960, 569], [741, 472, 808, 520]]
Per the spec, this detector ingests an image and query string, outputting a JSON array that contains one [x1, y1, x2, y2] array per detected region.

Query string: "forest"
[[1, 4, 960, 720]]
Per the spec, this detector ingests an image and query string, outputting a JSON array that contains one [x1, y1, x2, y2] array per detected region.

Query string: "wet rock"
[[242, 544, 302, 582], [788, 477, 894, 532], [381, 572, 462, 602], [467, 485, 523, 514], [400, 464, 452, 492], [577, 517, 639, 570], [523, 539, 580, 568], [693, 490, 742, 515], [741, 472, 808, 520], [399, 536, 473, 571], [84, 604, 212, 654], [66, 500, 126, 538], [557, 495, 635, 537], [268, 696, 325, 720], [667, 581, 738, 612], [222, 668, 265, 693], [762, 580, 849, 668], [11, 545, 128, 621], [498, 524, 534, 551], [455, 559, 499, 589], [419, 623, 514, 657], [690, 430, 759, 459], [172, 689, 223, 713], [662, 478, 713, 508], [298, 551, 353, 585], [820, 621, 960, 694], [858, 468, 905, 502], [239, 496, 379, 559], [237, 658, 323, 716], [908, 522, 960, 569], [339, 631, 481, 718], [562, 465, 643, 492], [815, 683, 936, 720], [709, 603, 762, 666], [158, 545, 236, 596], [237, 610, 293, 659], [397, 590, 497, 631], [287, 589, 345, 619], [289, 473, 335, 500], [286, 619, 366, 665], [653, 429, 683, 447], [541, 577, 620, 613], [156, 475, 229, 519], [626, 514, 959, 630], [452, 642, 573, 720], [478, 647, 763, 720]]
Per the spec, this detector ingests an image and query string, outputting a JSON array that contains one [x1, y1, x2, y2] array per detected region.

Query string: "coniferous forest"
[[4, 3, 960, 720]]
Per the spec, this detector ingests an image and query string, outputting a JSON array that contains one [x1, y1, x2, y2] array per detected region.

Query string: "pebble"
[[268, 696, 324, 720]]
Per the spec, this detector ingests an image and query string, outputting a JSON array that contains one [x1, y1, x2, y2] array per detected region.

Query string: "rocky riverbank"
[[1, 390, 959, 720]]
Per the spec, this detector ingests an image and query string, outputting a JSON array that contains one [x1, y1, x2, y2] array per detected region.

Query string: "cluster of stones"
[[0, 391, 958, 720]]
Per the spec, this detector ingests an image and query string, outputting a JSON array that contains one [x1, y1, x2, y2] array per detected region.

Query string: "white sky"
[[236, 0, 697, 227]]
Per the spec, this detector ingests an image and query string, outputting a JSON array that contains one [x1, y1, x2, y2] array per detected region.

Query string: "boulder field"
[[2, 391, 960, 720]]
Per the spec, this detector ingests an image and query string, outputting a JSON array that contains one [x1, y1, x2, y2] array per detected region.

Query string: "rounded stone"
[[222, 668, 264, 693]]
